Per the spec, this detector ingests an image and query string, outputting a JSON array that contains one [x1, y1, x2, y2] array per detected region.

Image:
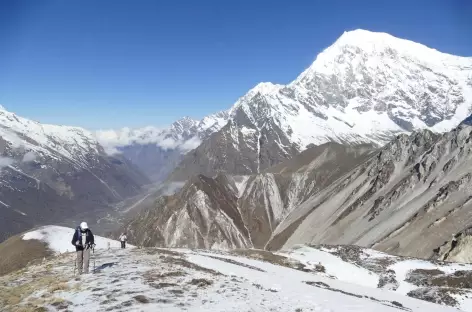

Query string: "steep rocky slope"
[[167, 29, 472, 181], [123, 119, 472, 263], [0, 106, 149, 242], [434, 226, 472, 263], [123, 143, 375, 248], [269, 123, 472, 259]]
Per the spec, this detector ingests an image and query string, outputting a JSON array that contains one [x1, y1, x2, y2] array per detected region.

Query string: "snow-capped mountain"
[[168, 29, 472, 181], [0, 106, 149, 242], [0, 105, 102, 166], [95, 111, 228, 181]]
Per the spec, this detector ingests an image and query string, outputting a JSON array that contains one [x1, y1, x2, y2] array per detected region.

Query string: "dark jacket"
[[71, 226, 95, 251]]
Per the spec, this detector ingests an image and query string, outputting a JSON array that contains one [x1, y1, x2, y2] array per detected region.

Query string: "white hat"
[[80, 222, 88, 230]]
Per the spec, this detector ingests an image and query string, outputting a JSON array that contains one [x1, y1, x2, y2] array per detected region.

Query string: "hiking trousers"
[[121, 241, 126, 248], [76, 248, 91, 274]]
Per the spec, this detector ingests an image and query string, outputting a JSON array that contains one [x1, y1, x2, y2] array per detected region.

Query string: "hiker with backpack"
[[71, 222, 95, 274], [119, 232, 127, 249]]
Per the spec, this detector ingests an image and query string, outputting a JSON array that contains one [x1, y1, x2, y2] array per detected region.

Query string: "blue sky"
[[1, 0, 471, 130]]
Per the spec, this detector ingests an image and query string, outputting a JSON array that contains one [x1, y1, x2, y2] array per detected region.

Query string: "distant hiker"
[[71, 222, 95, 274], [119, 232, 127, 249]]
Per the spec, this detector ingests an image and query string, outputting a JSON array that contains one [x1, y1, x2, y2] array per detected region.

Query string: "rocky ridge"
[[270, 122, 472, 259], [123, 143, 375, 249], [0, 107, 149, 242], [167, 29, 472, 181], [124, 119, 472, 264]]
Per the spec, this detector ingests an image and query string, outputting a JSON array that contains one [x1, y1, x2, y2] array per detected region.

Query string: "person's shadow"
[[93, 262, 117, 273]]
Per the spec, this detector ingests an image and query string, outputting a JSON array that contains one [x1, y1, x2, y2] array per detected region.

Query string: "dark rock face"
[[143, 124, 472, 260], [123, 174, 251, 249], [434, 226, 472, 263], [269, 124, 472, 259], [123, 143, 375, 249], [167, 118, 301, 182]]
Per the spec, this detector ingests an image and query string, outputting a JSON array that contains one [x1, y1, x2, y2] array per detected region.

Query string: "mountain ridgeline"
[[124, 122, 472, 261], [0, 107, 150, 242], [123, 143, 376, 248], [2, 29, 472, 261], [118, 30, 472, 260], [100, 29, 472, 183]]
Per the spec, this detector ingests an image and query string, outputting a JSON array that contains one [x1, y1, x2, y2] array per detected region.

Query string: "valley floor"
[[1, 245, 468, 312]]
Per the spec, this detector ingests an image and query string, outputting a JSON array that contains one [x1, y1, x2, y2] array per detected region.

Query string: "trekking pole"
[[74, 257, 76, 276], [93, 244, 96, 274]]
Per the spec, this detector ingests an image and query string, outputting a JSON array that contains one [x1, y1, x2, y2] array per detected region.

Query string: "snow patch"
[[0, 156, 15, 168], [22, 225, 133, 253], [280, 245, 379, 288], [22, 151, 37, 162]]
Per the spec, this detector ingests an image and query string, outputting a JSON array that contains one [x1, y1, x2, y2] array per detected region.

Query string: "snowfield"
[[2, 230, 472, 311], [22, 225, 134, 253], [279, 245, 380, 288], [280, 245, 472, 311]]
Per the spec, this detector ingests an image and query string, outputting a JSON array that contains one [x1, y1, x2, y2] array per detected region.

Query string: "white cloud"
[[160, 182, 185, 196], [0, 128, 24, 149], [95, 129, 130, 155], [94, 126, 202, 153], [22, 151, 37, 162], [179, 136, 202, 151], [0, 156, 15, 168], [156, 137, 180, 150], [95, 129, 132, 147], [95, 127, 169, 154], [103, 146, 122, 156]]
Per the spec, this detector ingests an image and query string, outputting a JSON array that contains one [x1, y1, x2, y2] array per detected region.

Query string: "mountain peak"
[[171, 116, 198, 132], [173, 116, 197, 125], [295, 29, 471, 84], [334, 29, 435, 52], [336, 29, 404, 44], [250, 82, 283, 95]]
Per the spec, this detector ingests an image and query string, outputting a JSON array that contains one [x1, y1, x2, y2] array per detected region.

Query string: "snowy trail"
[[11, 226, 472, 311], [1, 246, 463, 312]]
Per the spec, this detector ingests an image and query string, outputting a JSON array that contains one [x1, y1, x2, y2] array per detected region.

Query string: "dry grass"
[[48, 282, 70, 292], [0, 231, 52, 276], [0, 273, 69, 310], [8, 297, 69, 312], [143, 270, 186, 282], [9, 307, 48, 312]]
